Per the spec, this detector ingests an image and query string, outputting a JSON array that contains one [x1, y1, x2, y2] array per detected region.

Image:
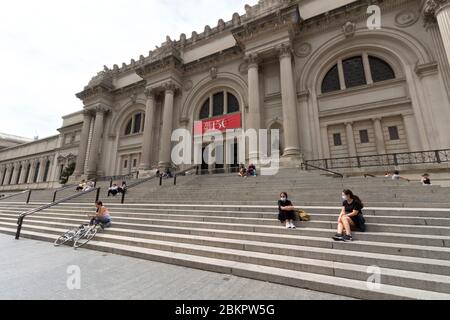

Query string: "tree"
[[60, 162, 76, 185]]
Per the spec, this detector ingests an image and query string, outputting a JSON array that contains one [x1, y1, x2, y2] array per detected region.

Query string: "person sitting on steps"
[[278, 192, 297, 229], [107, 184, 119, 197], [88, 201, 112, 230], [333, 189, 366, 242], [238, 164, 247, 178], [247, 163, 257, 177], [421, 173, 432, 186], [76, 180, 86, 192], [118, 181, 127, 194]]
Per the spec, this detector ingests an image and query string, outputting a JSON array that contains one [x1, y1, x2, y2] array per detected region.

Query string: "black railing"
[[197, 166, 241, 176], [304, 149, 450, 170], [15, 187, 101, 240], [0, 190, 31, 202], [302, 163, 344, 178]]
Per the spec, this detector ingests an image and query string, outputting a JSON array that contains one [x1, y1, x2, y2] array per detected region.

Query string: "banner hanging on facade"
[[194, 113, 242, 136]]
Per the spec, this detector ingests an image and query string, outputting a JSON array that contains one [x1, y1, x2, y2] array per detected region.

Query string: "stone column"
[[345, 122, 357, 157], [18, 161, 28, 184], [402, 114, 423, 151], [0, 165, 6, 185], [320, 126, 331, 159], [3, 165, 13, 185], [159, 83, 176, 169], [10, 163, 20, 185], [28, 160, 37, 184], [73, 111, 93, 177], [279, 44, 301, 158], [86, 108, 106, 177], [426, 19, 450, 100], [372, 118, 387, 155], [37, 157, 47, 183], [139, 88, 157, 171], [246, 54, 262, 164], [424, 1, 450, 66]]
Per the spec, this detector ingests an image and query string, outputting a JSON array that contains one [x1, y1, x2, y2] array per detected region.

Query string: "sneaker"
[[343, 235, 353, 242], [332, 234, 344, 241], [290, 223, 297, 229], [286, 222, 291, 229]]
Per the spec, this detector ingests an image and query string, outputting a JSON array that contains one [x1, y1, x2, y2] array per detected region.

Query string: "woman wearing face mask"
[[332, 189, 366, 242], [278, 192, 297, 229]]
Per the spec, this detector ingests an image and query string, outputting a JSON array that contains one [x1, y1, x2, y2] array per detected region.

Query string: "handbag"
[[296, 210, 311, 222]]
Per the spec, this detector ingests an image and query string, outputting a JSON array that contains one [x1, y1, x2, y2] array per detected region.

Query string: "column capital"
[[423, 0, 450, 20], [163, 81, 180, 94], [144, 87, 156, 99], [278, 43, 293, 60], [13, 162, 21, 169], [371, 117, 382, 122], [245, 53, 260, 69], [344, 121, 354, 127]]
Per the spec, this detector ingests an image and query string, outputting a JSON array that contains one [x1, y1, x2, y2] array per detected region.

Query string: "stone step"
[[0, 225, 449, 300]]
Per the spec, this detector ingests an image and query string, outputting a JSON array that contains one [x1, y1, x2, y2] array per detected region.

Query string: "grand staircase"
[[1, 168, 450, 300]]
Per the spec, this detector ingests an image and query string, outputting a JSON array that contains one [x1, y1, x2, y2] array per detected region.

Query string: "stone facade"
[[1, 0, 450, 188]]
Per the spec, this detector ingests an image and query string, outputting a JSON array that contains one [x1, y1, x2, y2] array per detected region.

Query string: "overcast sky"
[[0, 0, 256, 139]]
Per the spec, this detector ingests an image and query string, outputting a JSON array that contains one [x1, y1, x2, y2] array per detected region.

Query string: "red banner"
[[194, 113, 242, 136]]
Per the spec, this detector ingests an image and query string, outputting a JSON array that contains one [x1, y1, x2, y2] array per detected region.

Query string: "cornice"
[[232, 2, 301, 49]]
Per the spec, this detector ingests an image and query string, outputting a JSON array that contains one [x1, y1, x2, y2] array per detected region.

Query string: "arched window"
[[342, 56, 366, 88], [199, 91, 240, 120], [321, 54, 396, 94], [321, 65, 340, 94], [369, 56, 395, 82], [124, 112, 145, 136]]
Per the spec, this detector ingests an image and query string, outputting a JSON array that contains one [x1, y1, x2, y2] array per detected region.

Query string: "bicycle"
[[54, 212, 103, 249]]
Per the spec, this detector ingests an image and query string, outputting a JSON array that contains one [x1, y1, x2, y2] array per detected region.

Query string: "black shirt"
[[423, 178, 431, 185], [343, 200, 363, 215], [278, 200, 293, 214]]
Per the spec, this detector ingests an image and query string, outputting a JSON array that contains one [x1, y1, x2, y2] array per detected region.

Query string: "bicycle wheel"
[[73, 226, 98, 249], [54, 229, 77, 247]]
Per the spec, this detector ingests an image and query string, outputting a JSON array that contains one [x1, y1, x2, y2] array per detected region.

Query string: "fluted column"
[[18, 161, 28, 184], [279, 44, 301, 157], [345, 122, 357, 157], [37, 157, 47, 183], [86, 108, 107, 176], [402, 114, 423, 151], [424, 0, 450, 68], [28, 160, 38, 184], [372, 118, 386, 155], [425, 16, 450, 100], [247, 54, 262, 164], [73, 111, 93, 177], [139, 88, 156, 171], [3, 165, 13, 185], [10, 163, 20, 185], [159, 84, 177, 169], [0, 165, 6, 185]]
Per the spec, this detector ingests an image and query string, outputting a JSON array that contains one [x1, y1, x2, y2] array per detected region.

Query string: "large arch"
[[299, 27, 434, 93], [181, 72, 248, 126], [297, 27, 437, 156], [108, 100, 146, 138]]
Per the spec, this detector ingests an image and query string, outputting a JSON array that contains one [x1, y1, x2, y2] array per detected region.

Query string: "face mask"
[[342, 196, 348, 201], [281, 197, 287, 202]]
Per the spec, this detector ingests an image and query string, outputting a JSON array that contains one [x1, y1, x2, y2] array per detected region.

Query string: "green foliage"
[[60, 162, 76, 185]]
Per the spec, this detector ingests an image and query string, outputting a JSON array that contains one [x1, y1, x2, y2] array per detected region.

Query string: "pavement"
[[0, 234, 352, 300]]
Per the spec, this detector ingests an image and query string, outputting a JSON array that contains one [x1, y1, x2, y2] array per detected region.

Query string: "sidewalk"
[[0, 234, 351, 300]]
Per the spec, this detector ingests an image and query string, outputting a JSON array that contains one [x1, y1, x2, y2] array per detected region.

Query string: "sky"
[[0, 0, 256, 139]]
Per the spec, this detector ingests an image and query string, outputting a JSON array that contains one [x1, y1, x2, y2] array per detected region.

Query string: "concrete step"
[[0, 225, 449, 300]]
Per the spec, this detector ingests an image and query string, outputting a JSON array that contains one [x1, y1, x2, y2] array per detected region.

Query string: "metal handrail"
[[0, 190, 30, 202], [304, 149, 450, 170], [303, 163, 344, 178], [15, 187, 101, 240], [173, 165, 200, 185]]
